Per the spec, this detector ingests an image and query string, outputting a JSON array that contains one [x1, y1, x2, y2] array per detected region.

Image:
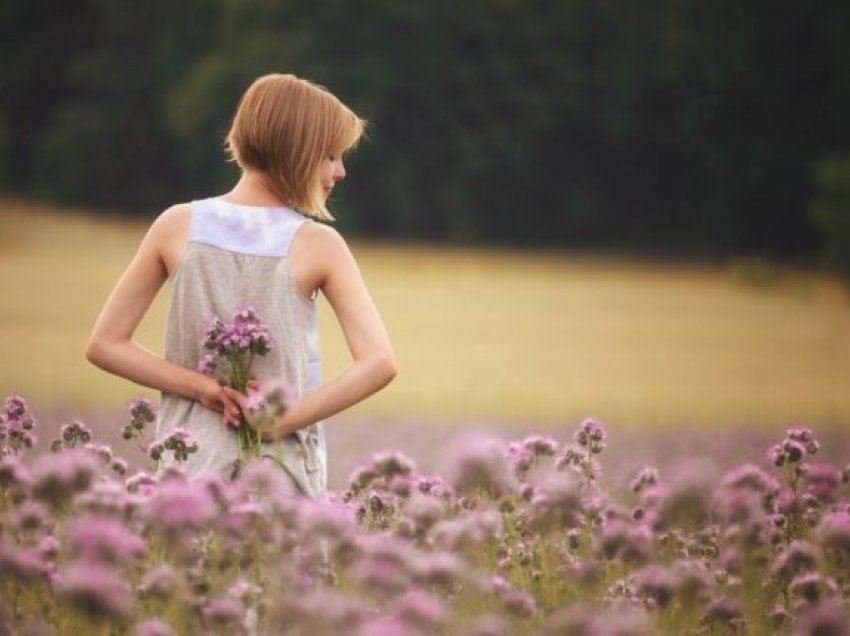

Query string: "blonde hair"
[[225, 74, 365, 221]]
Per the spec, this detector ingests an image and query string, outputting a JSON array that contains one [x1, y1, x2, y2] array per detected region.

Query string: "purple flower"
[[122, 396, 158, 441], [772, 541, 817, 580], [787, 425, 814, 443], [155, 427, 199, 462], [722, 463, 780, 494], [55, 562, 134, 620], [31, 450, 97, 508], [507, 442, 535, 480], [444, 434, 513, 498], [790, 572, 832, 603], [0, 394, 37, 455], [0, 542, 46, 581], [372, 450, 416, 479], [297, 499, 358, 542], [138, 564, 177, 599], [489, 576, 537, 617], [652, 469, 712, 530], [706, 596, 743, 625], [430, 510, 503, 552], [67, 515, 146, 564], [3, 394, 30, 420], [349, 463, 379, 493], [635, 565, 677, 607], [574, 418, 606, 453], [405, 494, 443, 531], [356, 617, 412, 636], [197, 353, 218, 375], [244, 379, 297, 435], [792, 600, 850, 636], [817, 512, 850, 554], [56, 419, 92, 449], [145, 479, 216, 534], [202, 305, 273, 357], [598, 518, 653, 564], [521, 434, 558, 457], [129, 395, 157, 425], [0, 454, 30, 488], [630, 467, 660, 493], [783, 440, 806, 463], [14, 500, 48, 532], [527, 474, 584, 532], [125, 470, 159, 494], [202, 596, 246, 629], [350, 553, 410, 595], [395, 589, 446, 631], [135, 619, 175, 636], [803, 463, 843, 502], [410, 550, 464, 590]]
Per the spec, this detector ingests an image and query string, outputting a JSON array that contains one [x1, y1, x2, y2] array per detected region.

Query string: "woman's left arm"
[[86, 207, 241, 424]]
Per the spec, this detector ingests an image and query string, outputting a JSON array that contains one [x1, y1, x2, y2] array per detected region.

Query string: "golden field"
[[1, 198, 849, 429]]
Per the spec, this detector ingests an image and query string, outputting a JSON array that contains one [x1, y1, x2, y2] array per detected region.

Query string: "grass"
[[1, 197, 849, 429]]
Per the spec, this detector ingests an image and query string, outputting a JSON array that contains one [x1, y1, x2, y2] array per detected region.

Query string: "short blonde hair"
[[225, 74, 365, 222]]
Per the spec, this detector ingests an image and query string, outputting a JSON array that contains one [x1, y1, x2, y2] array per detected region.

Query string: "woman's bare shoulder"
[[153, 203, 191, 231], [299, 221, 351, 253]]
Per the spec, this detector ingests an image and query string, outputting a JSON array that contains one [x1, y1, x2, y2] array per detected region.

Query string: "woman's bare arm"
[[86, 206, 242, 424], [228, 223, 397, 438]]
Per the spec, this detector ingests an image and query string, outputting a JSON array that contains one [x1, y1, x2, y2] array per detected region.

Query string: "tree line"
[[2, 0, 850, 271]]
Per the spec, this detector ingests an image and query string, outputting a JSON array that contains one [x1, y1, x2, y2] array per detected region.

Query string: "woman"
[[86, 73, 397, 499]]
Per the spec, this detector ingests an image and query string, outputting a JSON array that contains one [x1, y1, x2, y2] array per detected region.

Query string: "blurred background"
[[1, 0, 849, 479]]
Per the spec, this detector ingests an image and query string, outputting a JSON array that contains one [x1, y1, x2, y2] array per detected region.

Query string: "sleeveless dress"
[[155, 197, 327, 499]]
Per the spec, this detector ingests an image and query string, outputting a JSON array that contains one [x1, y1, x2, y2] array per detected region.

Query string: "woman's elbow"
[[374, 353, 397, 388], [85, 337, 110, 369]]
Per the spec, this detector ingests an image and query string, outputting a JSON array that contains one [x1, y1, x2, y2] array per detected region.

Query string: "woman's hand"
[[214, 380, 262, 429], [196, 376, 243, 428]]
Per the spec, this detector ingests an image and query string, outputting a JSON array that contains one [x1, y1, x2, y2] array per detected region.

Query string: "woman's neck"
[[220, 171, 287, 207]]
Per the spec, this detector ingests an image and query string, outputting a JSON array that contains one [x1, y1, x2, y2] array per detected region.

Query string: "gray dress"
[[155, 197, 327, 499]]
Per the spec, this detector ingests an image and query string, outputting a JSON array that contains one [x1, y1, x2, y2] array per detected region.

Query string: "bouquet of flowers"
[[198, 304, 273, 461]]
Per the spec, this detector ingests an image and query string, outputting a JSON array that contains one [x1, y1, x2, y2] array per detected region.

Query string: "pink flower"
[[145, 479, 216, 534], [138, 564, 177, 599], [803, 463, 843, 501], [356, 617, 412, 636], [31, 450, 97, 508], [817, 512, 850, 554], [444, 433, 513, 498], [55, 562, 134, 620], [527, 474, 584, 532], [395, 589, 446, 630], [0, 542, 46, 581], [372, 450, 416, 479], [134, 619, 175, 636], [67, 514, 146, 564]]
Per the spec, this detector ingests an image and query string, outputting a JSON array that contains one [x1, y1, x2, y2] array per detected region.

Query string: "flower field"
[[2, 395, 850, 635]]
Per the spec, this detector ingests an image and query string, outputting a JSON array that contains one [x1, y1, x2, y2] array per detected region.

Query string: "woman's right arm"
[[86, 207, 242, 425]]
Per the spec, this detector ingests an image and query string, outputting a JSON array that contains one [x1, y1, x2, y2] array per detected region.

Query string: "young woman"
[[86, 74, 396, 499]]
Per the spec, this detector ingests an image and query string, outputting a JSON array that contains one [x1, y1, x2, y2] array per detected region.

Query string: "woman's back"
[[157, 197, 326, 498], [86, 74, 395, 503]]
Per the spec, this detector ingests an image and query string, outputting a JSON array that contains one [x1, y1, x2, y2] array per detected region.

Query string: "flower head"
[[574, 418, 606, 454], [67, 515, 146, 564], [55, 562, 134, 620], [444, 434, 513, 499]]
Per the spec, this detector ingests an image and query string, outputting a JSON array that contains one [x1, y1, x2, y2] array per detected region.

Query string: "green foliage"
[[2, 0, 850, 252], [812, 154, 850, 278]]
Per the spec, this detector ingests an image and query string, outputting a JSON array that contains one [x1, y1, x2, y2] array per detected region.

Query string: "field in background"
[[1, 198, 849, 430]]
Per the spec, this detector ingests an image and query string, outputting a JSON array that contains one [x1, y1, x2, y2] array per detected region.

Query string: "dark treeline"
[[2, 0, 850, 266]]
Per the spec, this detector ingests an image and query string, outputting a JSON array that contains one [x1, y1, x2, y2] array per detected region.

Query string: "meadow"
[[3, 199, 850, 634], [2, 395, 850, 635], [1, 198, 849, 431]]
